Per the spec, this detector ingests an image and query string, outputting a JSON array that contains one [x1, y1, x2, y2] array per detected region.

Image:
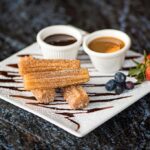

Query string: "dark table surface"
[[0, 0, 150, 149]]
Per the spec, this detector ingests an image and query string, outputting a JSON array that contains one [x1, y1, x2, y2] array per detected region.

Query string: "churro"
[[18, 56, 90, 108], [24, 68, 89, 90], [18, 56, 80, 75], [63, 85, 89, 109], [31, 89, 55, 104]]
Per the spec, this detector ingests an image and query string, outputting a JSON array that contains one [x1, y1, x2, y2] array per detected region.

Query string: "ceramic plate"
[[0, 27, 149, 137]]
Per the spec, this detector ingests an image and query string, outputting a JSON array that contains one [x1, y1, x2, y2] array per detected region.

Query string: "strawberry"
[[145, 54, 150, 67], [143, 54, 150, 64], [129, 51, 150, 82], [147, 54, 150, 60], [146, 66, 150, 80]]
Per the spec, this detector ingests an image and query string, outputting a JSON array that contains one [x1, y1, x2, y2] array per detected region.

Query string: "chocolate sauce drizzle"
[[10, 95, 68, 106], [0, 79, 21, 83], [0, 86, 25, 92], [88, 92, 117, 96], [91, 75, 114, 78], [42, 106, 113, 116], [56, 112, 74, 117], [125, 55, 141, 60], [84, 82, 139, 87], [0, 70, 19, 78], [56, 106, 113, 130], [18, 54, 30, 57], [10, 95, 36, 100], [66, 118, 80, 131], [0, 70, 22, 90], [122, 66, 136, 71], [86, 106, 113, 113], [18, 54, 42, 57], [7, 64, 18, 68], [83, 84, 105, 87], [10, 94, 131, 105], [90, 96, 131, 103]]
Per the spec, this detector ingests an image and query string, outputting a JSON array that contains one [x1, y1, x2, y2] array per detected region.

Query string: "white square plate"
[[0, 28, 149, 137]]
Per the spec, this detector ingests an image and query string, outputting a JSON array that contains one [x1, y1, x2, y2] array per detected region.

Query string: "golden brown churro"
[[24, 68, 89, 90], [31, 89, 55, 104], [18, 56, 80, 75], [63, 85, 89, 109], [18, 56, 90, 108]]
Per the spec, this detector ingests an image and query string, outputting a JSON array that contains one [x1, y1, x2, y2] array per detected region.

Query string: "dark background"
[[0, 0, 150, 149]]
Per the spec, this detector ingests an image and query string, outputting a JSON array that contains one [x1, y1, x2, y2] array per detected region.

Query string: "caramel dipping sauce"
[[88, 37, 125, 53], [44, 34, 77, 46]]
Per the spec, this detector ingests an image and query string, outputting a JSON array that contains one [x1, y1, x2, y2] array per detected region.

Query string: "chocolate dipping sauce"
[[44, 34, 77, 46]]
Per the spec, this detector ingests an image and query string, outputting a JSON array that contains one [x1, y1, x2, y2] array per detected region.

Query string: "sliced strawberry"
[[146, 66, 150, 80]]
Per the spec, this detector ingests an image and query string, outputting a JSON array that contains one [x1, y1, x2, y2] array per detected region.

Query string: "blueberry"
[[105, 79, 117, 91], [115, 84, 124, 94], [120, 82, 126, 88], [125, 81, 134, 90], [115, 72, 126, 83]]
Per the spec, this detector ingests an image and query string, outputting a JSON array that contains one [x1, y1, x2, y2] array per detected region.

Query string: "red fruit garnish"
[[129, 51, 150, 83], [142, 54, 150, 64], [146, 66, 150, 80], [147, 54, 150, 60]]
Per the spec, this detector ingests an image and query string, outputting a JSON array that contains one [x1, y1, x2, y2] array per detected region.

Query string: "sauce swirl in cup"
[[44, 34, 77, 46], [88, 37, 124, 53]]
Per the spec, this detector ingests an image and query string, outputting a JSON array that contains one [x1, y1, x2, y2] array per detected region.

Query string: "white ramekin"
[[37, 25, 82, 59], [83, 29, 131, 74]]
